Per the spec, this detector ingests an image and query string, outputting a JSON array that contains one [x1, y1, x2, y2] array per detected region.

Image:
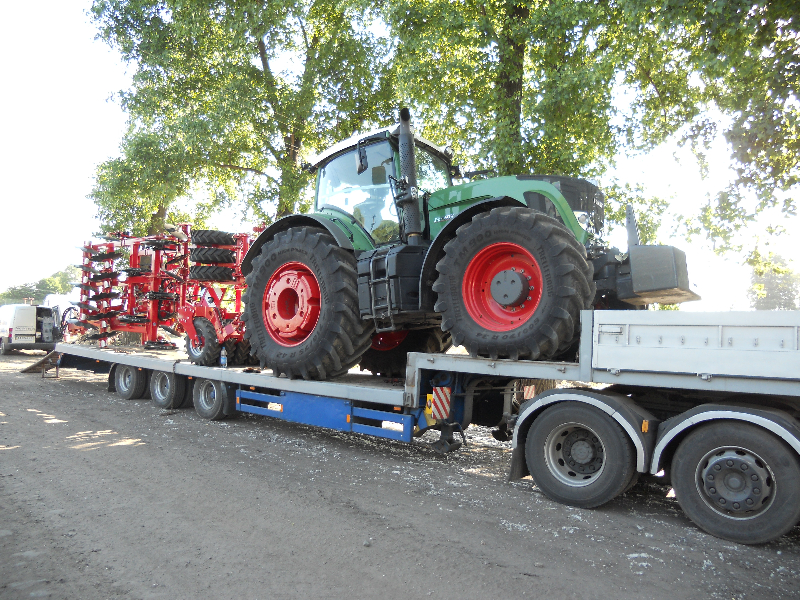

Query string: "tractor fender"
[[419, 196, 524, 310], [648, 404, 800, 475], [241, 214, 355, 276], [508, 389, 657, 481]]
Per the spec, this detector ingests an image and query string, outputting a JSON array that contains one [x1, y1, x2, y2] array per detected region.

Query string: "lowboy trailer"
[[54, 309, 800, 545]]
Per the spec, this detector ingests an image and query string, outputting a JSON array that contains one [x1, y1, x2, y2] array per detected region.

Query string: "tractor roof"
[[308, 125, 449, 169]]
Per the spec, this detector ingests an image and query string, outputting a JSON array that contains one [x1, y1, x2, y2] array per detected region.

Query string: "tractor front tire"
[[359, 329, 452, 377], [433, 206, 594, 361], [185, 317, 221, 366], [242, 227, 374, 380]]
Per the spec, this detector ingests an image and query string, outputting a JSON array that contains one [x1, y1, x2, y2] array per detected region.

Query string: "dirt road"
[[1, 351, 799, 600]]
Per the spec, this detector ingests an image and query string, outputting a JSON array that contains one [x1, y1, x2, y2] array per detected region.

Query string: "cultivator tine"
[[84, 310, 122, 321], [89, 291, 121, 301], [75, 264, 100, 275], [161, 271, 186, 283], [90, 271, 120, 282], [83, 331, 120, 341], [80, 245, 100, 255], [90, 251, 124, 262], [71, 301, 95, 312], [66, 318, 98, 330], [165, 254, 186, 265]]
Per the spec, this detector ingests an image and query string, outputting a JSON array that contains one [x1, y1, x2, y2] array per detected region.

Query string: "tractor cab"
[[309, 128, 452, 244]]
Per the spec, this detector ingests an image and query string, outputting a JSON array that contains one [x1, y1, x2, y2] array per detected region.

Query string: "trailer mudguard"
[[241, 213, 361, 276], [509, 389, 658, 480], [418, 196, 523, 310], [650, 404, 800, 474]]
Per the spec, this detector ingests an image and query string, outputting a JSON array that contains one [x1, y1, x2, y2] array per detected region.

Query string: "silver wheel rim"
[[152, 372, 170, 402], [197, 381, 216, 411], [118, 366, 133, 393], [695, 446, 776, 519], [544, 422, 606, 488]]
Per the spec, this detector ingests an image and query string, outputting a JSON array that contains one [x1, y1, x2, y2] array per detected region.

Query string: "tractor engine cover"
[[358, 245, 426, 319]]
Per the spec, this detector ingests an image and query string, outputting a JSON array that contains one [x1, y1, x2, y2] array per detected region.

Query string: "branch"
[[207, 162, 268, 177], [298, 16, 310, 54]]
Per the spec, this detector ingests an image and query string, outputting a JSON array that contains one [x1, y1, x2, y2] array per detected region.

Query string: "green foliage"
[[90, 0, 395, 233], [0, 266, 81, 305], [603, 181, 668, 245], [747, 254, 799, 310]]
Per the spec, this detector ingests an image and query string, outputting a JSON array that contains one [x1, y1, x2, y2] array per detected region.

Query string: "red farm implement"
[[65, 227, 257, 366]]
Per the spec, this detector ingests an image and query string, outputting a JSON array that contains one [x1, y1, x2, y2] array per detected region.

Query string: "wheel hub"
[[490, 270, 530, 307], [462, 243, 544, 332], [263, 261, 321, 346], [699, 449, 773, 515], [544, 423, 606, 487]]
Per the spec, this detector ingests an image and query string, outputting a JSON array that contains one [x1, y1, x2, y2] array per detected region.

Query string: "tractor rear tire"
[[192, 230, 235, 246], [359, 329, 452, 377], [190, 247, 236, 264], [189, 266, 235, 282], [185, 317, 221, 366], [242, 227, 374, 380], [433, 206, 594, 361]]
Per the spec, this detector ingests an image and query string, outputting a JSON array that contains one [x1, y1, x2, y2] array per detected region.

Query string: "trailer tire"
[[115, 364, 148, 400], [190, 247, 236, 264], [185, 318, 221, 366], [191, 229, 236, 246], [671, 422, 800, 544], [150, 371, 187, 409], [242, 227, 374, 380], [189, 266, 235, 282], [193, 378, 230, 420], [359, 329, 452, 377], [525, 402, 636, 508], [434, 206, 594, 361]]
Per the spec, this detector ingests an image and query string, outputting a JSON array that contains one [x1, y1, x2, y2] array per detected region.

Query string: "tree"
[[385, 0, 798, 246], [748, 254, 799, 310], [90, 0, 395, 234]]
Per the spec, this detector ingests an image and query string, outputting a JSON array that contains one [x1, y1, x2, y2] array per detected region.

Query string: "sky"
[[0, 1, 796, 311]]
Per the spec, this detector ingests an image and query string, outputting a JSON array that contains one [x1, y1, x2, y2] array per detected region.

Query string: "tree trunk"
[[494, 5, 529, 176], [147, 204, 167, 236]]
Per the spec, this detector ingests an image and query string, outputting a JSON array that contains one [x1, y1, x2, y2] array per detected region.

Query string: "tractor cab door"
[[316, 140, 400, 244]]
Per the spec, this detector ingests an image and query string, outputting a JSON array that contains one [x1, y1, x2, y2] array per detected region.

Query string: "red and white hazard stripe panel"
[[431, 386, 451, 420], [523, 385, 537, 400]]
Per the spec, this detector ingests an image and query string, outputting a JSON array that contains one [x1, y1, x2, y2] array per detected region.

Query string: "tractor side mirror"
[[356, 140, 368, 175], [372, 166, 387, 185]]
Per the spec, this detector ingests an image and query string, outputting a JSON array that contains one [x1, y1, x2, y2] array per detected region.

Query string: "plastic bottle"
[[220, 346, 228, 368]]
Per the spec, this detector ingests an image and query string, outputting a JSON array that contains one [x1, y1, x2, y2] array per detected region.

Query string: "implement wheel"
[[525, 402, 636, 508], [191, 229, 235, 246], [185, 317, 221, 366], [242, 227, 373, 380], [433, 206, 594, 360], [672, 422, 800, 544], [359, 329, 452, 377]]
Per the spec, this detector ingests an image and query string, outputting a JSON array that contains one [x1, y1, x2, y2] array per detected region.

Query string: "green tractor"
[[241, 109, 698, 379]]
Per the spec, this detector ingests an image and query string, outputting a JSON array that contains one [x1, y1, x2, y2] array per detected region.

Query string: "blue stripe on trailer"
[[235, 390, 414, 442]]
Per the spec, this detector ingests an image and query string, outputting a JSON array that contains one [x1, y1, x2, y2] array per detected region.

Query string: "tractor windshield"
[[317, 141, 400, 243], [416, 146, 450, 192]]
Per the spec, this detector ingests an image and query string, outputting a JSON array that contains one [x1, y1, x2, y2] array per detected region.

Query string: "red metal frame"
[[66, 227, 255, 351]]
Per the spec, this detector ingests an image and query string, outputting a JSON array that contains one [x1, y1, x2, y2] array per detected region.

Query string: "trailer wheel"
[[193, 378, 230, 420], [190, 247, 236, 264], [191, 229, 236, 246], [115, 364, 148, 400], [525, 402, 636, 508], [149, 371, 187, 409], [671, 422, 800, 544], [434, 206, 594, 361], [359, 329, 452, 377], [185, 318, 221, 366], [242, 227, 374, 380]]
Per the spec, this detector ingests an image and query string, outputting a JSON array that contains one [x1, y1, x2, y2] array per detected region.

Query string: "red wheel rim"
[[262, 261, 321, 346], [370, 330, 408, 351], [462, 243, 543, 332]]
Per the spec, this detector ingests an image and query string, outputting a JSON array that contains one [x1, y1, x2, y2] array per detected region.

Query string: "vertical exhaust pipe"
[[397, 108, 422, 243]]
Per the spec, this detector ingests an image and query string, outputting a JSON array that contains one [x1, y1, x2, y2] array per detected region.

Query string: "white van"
[[0, 304, 59, 354]]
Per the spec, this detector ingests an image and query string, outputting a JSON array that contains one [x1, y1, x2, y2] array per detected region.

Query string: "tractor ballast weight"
[[241, 109, 699, 379]]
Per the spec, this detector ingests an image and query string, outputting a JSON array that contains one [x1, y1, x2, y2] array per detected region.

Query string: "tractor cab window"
[[317, 141, 400, 244], [416, 146, 450, 193]]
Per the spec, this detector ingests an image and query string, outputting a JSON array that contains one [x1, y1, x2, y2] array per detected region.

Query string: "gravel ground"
[[1, 350, 799, 600]]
